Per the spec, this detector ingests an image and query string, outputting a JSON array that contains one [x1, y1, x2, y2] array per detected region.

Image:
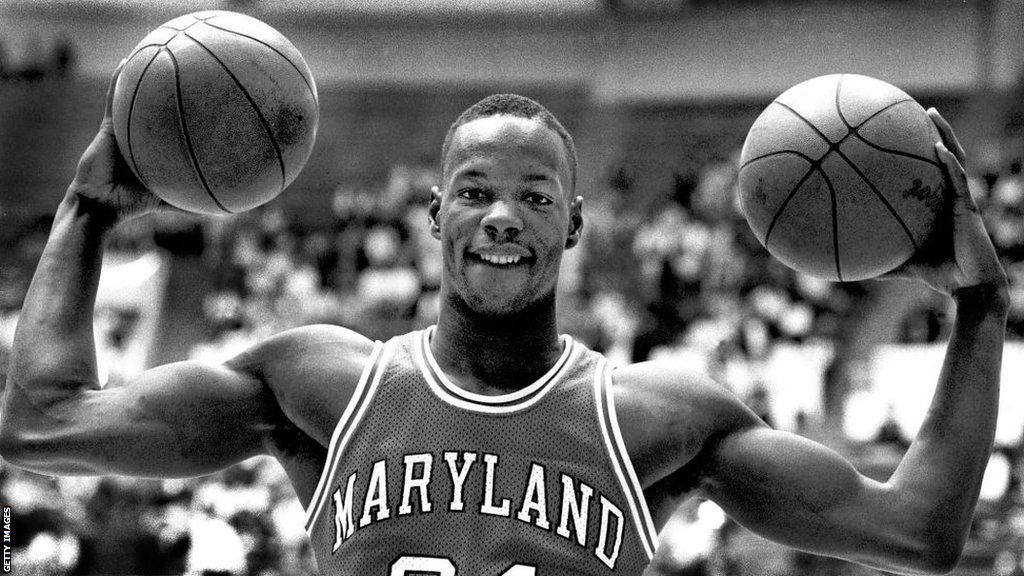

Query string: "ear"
[[428, 186, 442, 239], [565, 195, 584, 249]]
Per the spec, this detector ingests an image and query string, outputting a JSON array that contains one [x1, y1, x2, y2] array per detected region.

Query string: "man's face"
[[431, 114, 583, 316]]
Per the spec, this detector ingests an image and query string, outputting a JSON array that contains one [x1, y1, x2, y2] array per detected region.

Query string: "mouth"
[[466, 246, 533, 268]]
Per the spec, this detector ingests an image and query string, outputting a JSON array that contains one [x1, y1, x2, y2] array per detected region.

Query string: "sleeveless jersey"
[[304, 327, 658, 576]]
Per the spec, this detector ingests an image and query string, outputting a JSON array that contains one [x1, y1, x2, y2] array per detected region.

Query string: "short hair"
[[440, 94, 578, 191]]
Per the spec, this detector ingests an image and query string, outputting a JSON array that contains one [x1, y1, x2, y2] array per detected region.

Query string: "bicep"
[[16, 360, 277, 478], [697, 426, 905, 563]]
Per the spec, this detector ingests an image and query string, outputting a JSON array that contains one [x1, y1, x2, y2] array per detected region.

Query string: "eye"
[[457, 187, 487, 201], [524, 192, 553, 206]]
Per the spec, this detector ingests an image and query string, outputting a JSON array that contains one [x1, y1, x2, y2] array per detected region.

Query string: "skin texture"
[[0, 63, 1010, 576]]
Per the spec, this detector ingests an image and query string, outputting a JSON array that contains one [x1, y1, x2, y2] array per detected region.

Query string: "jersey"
[[304, 327, 659, 576]]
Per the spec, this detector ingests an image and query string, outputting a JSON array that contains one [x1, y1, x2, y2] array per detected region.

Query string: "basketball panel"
[[761, 168, 838, 280], [200, 11, 318, 101], [737, 153, 817, 245], [773, 74, 848, 142], [835, 74, 915, 128], [130, 26, 178, 53], [127, 50, 227, 215], [112, 45, 161, 179], [854, 100, 941, 160], [159, 12, 202, 32], [841, 138, 945, 246], [740, 103, 830, 167], [170, 39, 282, 212], [823, 155, 916, 280], [186, 21, 319, 187]]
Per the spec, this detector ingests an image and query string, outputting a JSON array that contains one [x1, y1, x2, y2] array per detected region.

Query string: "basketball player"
[[0, 63, 1008, 576]]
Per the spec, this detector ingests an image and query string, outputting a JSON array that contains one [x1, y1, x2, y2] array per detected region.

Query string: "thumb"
[[103, 58, 127, 126]]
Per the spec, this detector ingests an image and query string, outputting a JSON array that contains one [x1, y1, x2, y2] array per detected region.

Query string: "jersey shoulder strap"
[[593, 357, 659, 559], [304, 338, 390, 532]]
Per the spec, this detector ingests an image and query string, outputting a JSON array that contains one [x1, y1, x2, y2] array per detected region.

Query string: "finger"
[[103, 58, 127, 123], [927, 108, 966, 165], [935, 141, 975, 207]]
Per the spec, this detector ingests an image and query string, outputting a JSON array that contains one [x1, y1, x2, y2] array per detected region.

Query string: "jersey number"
[[390, 555, 536, 576]]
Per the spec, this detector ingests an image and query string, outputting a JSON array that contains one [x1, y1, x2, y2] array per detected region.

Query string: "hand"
[[879, 108, 1008, 298], [66, 59, 172, 221]]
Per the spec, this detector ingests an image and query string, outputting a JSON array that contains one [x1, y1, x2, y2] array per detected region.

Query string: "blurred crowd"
[[0, 35, 76, 83], [1, 140, 1023, 575]]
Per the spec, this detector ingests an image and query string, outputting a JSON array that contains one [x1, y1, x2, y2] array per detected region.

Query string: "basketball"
[[737, 74, 946, 281], [111, 11, 319, 215]]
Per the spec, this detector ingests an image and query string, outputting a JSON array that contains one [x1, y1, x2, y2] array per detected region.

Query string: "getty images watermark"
[[2, 506, 10, 573]]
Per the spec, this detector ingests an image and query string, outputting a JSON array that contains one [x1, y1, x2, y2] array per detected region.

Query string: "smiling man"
[[0, 68, 1009, 576]]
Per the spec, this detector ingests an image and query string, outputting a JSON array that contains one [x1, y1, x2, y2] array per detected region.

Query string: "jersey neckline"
[[414, 325, 576, 413]]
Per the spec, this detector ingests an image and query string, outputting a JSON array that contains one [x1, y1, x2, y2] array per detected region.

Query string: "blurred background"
[[1, 0, 1023, 574]]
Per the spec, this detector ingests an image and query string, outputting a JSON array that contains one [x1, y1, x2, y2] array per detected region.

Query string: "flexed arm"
[[0, 62, 278, 477], [638, 110, 1008, 576]]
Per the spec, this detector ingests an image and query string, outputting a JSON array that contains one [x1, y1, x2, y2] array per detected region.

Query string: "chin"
[[451, 287, 554, 318], [464, 294, 530, 316]]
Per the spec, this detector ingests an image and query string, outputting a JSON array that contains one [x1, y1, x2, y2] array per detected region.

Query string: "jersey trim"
[[415, 326, 576, 413], [594, 358, 659, 559], [304, 340, 389, 533]]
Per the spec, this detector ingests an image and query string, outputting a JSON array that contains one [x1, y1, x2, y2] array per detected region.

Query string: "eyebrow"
[[455, 170, 554, 184], [523, 174, 553, 183]]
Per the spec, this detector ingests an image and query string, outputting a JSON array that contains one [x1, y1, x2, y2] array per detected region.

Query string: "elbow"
[[0, 392, 27, 467], [894, 533, 966, 575], [0, 426, 28, 468], [0, 375, 77, 470], [863, 520, 966, 575], [0, 426, 74, 475], [0, 399, 46, 470]]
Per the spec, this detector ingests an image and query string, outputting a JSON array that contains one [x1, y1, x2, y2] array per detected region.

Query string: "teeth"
[[480, 254, 522, 265]]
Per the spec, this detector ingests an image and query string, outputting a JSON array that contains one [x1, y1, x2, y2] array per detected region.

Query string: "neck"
[[431, 290, 564, 394]]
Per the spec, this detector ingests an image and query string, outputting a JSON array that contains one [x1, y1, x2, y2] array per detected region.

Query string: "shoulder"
[[228, 324, 377, 378], [226, 324, 380, 445], [610, 360, 765, 487], [612, 361, 760, 432]]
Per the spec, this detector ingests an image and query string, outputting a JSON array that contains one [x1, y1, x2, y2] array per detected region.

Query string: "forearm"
[[889, 284, 1008, 548], [5, 192, 116, 410]]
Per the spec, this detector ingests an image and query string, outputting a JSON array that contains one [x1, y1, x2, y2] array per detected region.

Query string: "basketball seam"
[[123, 48, 163, 190], [832, 77, 915, 133], [774, 101, 835, 147], [760, 153, 818, 246], [202, 20, 318, 103], [778, 100, 920, 254], [829, 91, 923, 254], [845, 93, 941, 167], [833, 150, 920, 252], [835, 75, 851, 128], [824, 73, 844, 278], [165, 48, 234, 214], [749, 103, 829, 253], [182, 31, 288, 196], [159, 23, 197, 33], [853, 99, 914, 131], [818, 167, 844, 281], [130, 42, 174, 54], [852, 133, 942, 168], [160, 13, 203, 33], [738, 149, 813, 171]]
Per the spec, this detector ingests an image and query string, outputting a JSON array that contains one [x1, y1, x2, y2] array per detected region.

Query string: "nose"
[[481, 200, 523, 240]]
